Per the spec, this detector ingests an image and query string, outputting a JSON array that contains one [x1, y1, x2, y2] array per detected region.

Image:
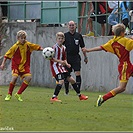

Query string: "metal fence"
[[41, 1, 78, 24], [0, 1, 132, 36], [8, 1, 41, 21], [1, 1, 78, 24]]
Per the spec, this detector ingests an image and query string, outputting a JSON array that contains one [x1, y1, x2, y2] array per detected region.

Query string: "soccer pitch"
[[0, 85, 132, 132]]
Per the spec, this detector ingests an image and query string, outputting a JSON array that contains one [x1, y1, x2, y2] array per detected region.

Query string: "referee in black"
[[64, 20, 88, 95]]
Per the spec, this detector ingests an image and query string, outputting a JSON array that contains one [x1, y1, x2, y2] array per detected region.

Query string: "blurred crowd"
[[1, 1, 133, 36], [86, 1, 133, 36]]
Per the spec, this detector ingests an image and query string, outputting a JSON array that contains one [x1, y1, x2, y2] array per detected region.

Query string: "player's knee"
[[75, 71, 80, 76], [11, 76, 18, 83], [68, 77, 76, 84], [25, 76, 32, 82], [58, 80, 64, 85], [118, 87, 126, 93]]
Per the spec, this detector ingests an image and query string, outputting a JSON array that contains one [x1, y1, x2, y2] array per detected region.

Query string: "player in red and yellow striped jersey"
[[82, 23, 133, 106], [0, 30, 43, 101]]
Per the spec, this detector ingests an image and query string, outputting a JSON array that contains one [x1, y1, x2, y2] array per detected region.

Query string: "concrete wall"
[[0, 22, 133, 94]]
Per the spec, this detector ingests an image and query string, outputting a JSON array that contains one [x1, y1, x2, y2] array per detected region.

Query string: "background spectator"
[[129, 2, 133, 34], [107, 1, 119, 36], [86, 2, 107, 36], [119, 1, 130, 35], [0, 2, 7, 19]]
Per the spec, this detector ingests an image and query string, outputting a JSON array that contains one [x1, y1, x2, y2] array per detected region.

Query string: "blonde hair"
[[56, 32, 65, 39], [112, 23, 125, 36], [17, 30, 27, 38]]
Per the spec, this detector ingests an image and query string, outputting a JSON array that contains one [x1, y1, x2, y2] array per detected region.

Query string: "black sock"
[[64, 79, 69, 94], [53, 84, 62, 98], [71, 83, 80, 94], [76, 75, 81, 90]]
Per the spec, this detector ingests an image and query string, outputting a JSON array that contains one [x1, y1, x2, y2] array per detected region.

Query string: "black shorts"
[[122, 18, 129, 27], [55, 72, 71, 82], [91, 15, 106, 24], [66, 55, 81, 72]]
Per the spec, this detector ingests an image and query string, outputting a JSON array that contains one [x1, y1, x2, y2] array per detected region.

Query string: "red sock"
[[103, 90, 116, 101], [8, 82, 15, 95], [17, 81, 28, 94]]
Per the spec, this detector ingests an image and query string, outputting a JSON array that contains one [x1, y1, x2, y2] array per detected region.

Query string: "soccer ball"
[[42, 47, 55, 60]]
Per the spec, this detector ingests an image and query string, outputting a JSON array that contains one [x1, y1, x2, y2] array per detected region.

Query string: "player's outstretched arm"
[[82, 46, 102, 53]]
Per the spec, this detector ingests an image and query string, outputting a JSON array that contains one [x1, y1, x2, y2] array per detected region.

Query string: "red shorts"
[[118, 62, 133, 82], [12, 67, 31, 79]]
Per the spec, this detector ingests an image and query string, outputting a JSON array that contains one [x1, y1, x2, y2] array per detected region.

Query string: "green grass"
[[0, 85, 132, 132]]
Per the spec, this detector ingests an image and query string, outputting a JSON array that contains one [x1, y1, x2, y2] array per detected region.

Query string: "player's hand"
[[40, 47, 44, 51], [66, 63, 71, 68], [61, 61, 66, 66], [84, 57, 88, 64], [82, 47, 88, 52], [0, 65, 4, 70], [63, 60, 71, 68]]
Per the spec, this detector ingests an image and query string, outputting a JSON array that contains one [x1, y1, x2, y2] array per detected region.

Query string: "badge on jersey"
[[74, 39, 79, 45]]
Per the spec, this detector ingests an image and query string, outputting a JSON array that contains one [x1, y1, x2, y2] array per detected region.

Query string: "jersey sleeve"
[[4, 43, 18, 59], [101, 39, 115, 53], [125, 38, 133, 51], [79, 34, 85, 48], [27, 41, 41, 52]]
